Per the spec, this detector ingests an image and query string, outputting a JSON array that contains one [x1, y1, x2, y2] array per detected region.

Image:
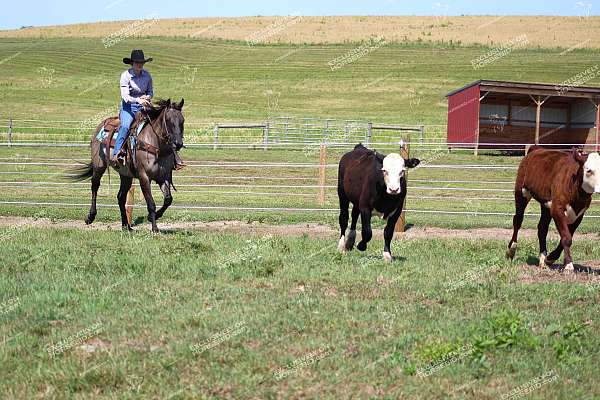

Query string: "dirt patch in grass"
[[2, 216, 598, 243]]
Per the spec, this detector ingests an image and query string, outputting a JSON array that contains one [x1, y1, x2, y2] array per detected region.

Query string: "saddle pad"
[[95, 120, 146, 143]]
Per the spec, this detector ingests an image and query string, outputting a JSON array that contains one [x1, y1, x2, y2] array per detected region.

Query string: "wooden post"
[[213, 125, 219, 150], [126, 185, 135, 226], [366, 122, 373, 147], [8, 118, 12, 148], [419, 125, 425, 144], [317, 144, 326, 205], [263, 123, 269, 150], [395, 138, 409, 233], [535, 96, 542, 145]]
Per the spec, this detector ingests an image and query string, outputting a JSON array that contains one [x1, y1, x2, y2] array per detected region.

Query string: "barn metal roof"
[[446, 80, 600, 99]]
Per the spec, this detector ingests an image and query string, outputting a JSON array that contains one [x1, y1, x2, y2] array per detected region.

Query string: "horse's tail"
[[68, 162, 94, 181]]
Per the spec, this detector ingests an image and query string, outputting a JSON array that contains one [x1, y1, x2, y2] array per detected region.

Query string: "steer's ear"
[[572, 148, 587, 165], [405, 158, 420, 169]]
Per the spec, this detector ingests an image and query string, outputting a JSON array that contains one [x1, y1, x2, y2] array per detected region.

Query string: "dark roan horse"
[[72, 98, 185, 232]]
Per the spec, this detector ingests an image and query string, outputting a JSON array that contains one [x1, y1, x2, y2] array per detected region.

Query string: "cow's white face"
[[381, 153, 405, 195], [582, 152, 600, 194]]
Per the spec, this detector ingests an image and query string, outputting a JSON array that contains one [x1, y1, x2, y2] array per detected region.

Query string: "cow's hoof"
[[357, 242, 367, 252], [538, 252, 547, 269], [345, 230, 356, 250], [563, 263, 575, 274], [506, 242, 517, 260], [383, 251, 393, 263], [337, 236, 347, 254], [545, 257, 557, 267]]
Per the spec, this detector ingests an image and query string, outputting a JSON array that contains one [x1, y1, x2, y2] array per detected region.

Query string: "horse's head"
[[163, 98, 185, 152]]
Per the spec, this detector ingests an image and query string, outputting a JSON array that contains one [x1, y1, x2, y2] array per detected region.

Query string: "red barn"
[[446, 80, 600, 152]]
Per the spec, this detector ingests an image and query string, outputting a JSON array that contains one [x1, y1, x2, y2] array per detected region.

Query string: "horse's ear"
[[178, 98, 184, 109]]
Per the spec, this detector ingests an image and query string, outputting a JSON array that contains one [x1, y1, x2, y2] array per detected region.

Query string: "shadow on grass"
[[525, 255, 600, 275]]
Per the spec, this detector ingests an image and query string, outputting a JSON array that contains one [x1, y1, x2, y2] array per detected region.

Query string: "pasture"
[[1, 26, 600, 399]]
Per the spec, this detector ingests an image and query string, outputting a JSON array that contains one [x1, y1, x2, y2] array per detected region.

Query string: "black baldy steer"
[[337, 144, 420, 262], [507, 147, 600, 273]]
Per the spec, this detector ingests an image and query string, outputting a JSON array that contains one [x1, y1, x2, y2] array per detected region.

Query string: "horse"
[[71, 98, 185, 232]]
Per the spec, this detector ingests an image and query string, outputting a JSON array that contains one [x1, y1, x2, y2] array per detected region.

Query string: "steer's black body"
[[337, 144, 419, 260]]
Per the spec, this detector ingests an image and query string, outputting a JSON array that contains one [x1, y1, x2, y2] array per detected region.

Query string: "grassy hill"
[[2, 16, 600, 49], [1, 36, 599, 131]]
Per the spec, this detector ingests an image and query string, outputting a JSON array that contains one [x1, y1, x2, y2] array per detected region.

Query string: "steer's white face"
[[582, 152, 600, 194], [381, 153, 405, 195]]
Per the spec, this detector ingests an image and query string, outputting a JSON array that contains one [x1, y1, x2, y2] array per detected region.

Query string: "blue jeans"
[[113, 101, 142, 156]]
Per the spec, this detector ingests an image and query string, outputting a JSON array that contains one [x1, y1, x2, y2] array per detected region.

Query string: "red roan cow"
[[507, 146, 600, 272], [337, 144, 420, 262]]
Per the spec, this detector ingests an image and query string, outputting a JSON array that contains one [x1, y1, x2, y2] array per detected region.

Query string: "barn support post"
[[213, 125, 219, 151], [474, 128, 479, 157], [126, 185, 135, 226], [8, 118, 12, 148], [595, 102, 600, 152], [317, 143, 327, 205], [535, 96, 542, 145], [395, 137, 410, 233]]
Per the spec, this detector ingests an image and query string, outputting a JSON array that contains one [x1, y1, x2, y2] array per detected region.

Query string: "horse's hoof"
[[151, 227, 160, 234], [357, 242, 367, 252], [85, 214, 96, 225]]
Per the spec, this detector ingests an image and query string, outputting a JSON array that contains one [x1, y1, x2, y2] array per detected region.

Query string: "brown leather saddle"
[[100, 112, 160, 165]]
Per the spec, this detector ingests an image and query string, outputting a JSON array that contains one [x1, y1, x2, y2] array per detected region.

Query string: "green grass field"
[[2, 227, 600, 399], [2, 34, 600, 399]]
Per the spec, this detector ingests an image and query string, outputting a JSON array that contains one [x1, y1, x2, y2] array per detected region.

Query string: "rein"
[[139, 107, 172, 156]]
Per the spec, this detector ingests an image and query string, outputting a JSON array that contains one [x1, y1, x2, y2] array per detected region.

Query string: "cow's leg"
[[546, 214, 584, 269], [85, 167, 106, 225], [356, 209, 372, 252], [537, 205, 552, 268], [155, 181, 173, 221], [139, 173, 159, 233], [337, 187, 350, 253], [116, 175, 133, 231], [551, 210, 576, 273], [382, 209, 401, 262], [506, 190, 531, 259], [345, 205, 360, 251]]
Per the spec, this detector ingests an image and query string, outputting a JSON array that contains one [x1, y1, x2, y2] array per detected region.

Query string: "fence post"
[[263, 123, 269, 150], [318, 143, 327, 205], [395, 137, 410, 233], [8, 118, 12, 148], [126, 185, 135, 226], [213, 125, 219, 151], [419, 125, 424, 144], [366, 122, 372, 147]]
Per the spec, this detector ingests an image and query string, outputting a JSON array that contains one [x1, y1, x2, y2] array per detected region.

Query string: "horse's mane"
[[145, 98, 184, 119]]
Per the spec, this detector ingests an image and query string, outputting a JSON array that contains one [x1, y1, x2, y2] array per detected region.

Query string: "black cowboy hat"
[[123, 49, 153, 65]]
